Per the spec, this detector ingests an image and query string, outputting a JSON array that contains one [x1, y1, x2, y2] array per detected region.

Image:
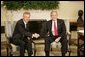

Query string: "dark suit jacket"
[[40, 19, 68, 53], [41, 19, 67, 42], [12, 19, 32, 40]]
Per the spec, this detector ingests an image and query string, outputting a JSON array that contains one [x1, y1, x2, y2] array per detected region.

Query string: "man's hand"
[[55, 37, 61, 43], [27, 37, 30, 40], [51, 41, 61, 48], [51, 41, 57, 48]]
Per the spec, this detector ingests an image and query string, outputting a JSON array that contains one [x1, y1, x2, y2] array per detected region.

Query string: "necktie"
[[54, 21, 58, 36]]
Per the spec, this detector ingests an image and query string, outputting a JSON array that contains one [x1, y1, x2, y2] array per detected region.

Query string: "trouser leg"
[[12, 39, 25, 56], [25, 39, 33, 56], [19, 41, 25, 56], [12, 34, 25, 56], [61, 38, 68, 56], [44, 37, 54, 56]]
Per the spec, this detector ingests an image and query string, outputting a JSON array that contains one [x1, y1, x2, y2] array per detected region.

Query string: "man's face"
[[23, 14, 30, 23], [51, 12, 58, 21]]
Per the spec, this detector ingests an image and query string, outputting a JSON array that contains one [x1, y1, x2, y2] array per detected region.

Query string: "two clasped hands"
[[32, 33, 40, 38]]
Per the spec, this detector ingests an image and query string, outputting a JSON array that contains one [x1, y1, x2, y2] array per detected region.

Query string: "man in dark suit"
[[41, 11, 68, 56], [12, 12, 33, 56]]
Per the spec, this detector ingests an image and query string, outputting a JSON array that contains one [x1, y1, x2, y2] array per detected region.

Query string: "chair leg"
[[7, 46, 9, 56], [67, 49, 71, 56], [69, 50, 71, 56], [9, 44, 13, 56], [50, 47, 52, 51], [34, 49, 36, 56], [10, 48, 13, 56], [6, 44, 10, 56], [6, 44, 13, 56]]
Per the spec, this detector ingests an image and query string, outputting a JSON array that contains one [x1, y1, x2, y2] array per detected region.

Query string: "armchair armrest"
[[5, 34, 10, 44], [67, 31, 71, 36]]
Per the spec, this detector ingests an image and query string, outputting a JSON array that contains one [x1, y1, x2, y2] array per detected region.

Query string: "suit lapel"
[[49, 20, 52, 32], [20, 19, 26, 29], [57, 19, 61, 35], [48, 20, 53, 36], [57, 19, 60, 30]]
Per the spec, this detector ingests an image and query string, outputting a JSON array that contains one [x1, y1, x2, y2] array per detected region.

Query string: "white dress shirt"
[[23, 20, 27, 29]]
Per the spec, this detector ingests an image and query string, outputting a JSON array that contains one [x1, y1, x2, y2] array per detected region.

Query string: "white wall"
[[58, 1, 84, 22], [1, 1, 84, 24]]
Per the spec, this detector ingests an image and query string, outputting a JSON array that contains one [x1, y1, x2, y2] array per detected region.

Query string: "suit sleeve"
[[59, 20, 67, 42], [40, 22, 48, 38]]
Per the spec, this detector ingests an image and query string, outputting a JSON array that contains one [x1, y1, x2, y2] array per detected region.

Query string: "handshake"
[[32, 33, 40, 38]]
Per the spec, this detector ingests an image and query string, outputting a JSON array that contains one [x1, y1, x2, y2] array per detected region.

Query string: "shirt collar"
[[52, 19, 57, 22], [23, 20, 27, 25]]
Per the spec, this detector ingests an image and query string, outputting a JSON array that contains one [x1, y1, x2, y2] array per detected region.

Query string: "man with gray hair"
[[12, 12, 33, 56], [41, 10, 68, 56]]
